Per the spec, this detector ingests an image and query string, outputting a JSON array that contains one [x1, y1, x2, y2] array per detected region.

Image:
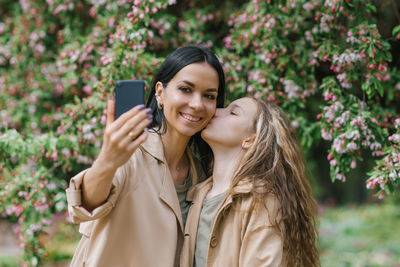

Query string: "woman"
[[66, 46, 225, 266], [181, 97, 319, 267]]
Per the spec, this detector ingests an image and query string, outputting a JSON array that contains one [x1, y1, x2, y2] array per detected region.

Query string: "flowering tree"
[[0, 0, 399, 265]]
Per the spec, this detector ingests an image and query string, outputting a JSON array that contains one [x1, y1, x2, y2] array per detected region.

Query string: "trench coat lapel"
[[141, 130, 184, 231], [159, 164, 184, 231]]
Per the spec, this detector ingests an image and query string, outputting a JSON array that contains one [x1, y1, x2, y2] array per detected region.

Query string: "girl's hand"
[[94, 100, 153, 173]]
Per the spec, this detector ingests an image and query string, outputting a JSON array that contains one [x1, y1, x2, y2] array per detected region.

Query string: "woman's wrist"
[[91, 157, 118, 179]]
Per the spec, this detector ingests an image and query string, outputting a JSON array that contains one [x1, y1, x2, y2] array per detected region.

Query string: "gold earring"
[[157, 101, 163, 109]]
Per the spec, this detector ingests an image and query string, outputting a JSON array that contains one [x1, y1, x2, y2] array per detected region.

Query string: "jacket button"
[[210, 236, 217, 248]]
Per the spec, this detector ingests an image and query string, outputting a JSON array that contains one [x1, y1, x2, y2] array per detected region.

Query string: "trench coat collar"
[[140, 130, 165, 163]]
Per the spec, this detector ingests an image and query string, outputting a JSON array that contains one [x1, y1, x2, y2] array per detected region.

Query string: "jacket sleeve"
[[239, 224, 283, 267], [66, 165, 126, 224]]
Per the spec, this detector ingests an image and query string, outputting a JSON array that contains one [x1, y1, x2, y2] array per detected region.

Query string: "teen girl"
[[181, 97, 319, 267]]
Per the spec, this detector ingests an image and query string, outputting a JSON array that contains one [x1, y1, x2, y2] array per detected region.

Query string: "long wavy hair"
[[230, 97, 319, 266]]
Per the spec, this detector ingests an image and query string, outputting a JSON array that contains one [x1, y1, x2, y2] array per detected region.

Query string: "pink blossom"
[[336, 173, 346, 181], [366, 179, 376, 189], [346, 142, 358, 151], [372, 150, 383, 156], [89, 6, 96, 17], [321, 129, 333, 140], [83, 85, 92, 94], [370, 142, 382, 150], [101, 115, 107, 125], [389, 134, 400, 143]]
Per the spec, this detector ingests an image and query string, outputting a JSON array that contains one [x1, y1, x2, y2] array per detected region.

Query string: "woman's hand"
[[81, 100, 153, 210], [95, 100, 153, 173]]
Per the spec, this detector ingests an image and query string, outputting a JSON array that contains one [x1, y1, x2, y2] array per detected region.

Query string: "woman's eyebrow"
[[179, 80, 195, 87], [178, 80, 218, 92]]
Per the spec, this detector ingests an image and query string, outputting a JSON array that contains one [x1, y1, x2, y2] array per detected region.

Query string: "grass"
[[1, 202, 400, 266], [319, 203, 400, 267], [0, 257, 19, 267]]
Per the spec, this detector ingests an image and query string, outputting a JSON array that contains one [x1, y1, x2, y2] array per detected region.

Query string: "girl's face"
[[202, 97, 257, 148], [156, 62, 219, 138]]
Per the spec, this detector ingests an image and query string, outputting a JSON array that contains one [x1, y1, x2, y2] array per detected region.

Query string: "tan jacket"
[[180, 178, 285, 267], [66, 131, 203, 267]]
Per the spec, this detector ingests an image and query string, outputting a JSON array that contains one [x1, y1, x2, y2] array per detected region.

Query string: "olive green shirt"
[[175, 177, 192, 226], [194, 191, 227, 267]]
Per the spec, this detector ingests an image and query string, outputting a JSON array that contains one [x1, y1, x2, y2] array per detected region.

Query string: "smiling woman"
[[66, 46, 225, 267]]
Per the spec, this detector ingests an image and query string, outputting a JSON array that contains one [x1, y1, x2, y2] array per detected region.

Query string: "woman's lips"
[[180, 112, 201, 122]]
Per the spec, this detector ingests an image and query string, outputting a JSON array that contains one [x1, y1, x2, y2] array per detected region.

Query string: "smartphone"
[[115, 80, 145, 119]]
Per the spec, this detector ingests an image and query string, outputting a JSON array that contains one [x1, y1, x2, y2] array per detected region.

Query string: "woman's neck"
[[160, 128, 190, 184], [207, 146, 245, 198]]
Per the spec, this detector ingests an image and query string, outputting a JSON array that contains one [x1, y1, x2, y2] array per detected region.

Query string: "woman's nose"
[[188, 94, 203, 110]]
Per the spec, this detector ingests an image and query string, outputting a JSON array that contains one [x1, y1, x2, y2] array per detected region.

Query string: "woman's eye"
[[230, 111, 236, 115], [179, 86, 191, 93], [204, 94, 216, 100]]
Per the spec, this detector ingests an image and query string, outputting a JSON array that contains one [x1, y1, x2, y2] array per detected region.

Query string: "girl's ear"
[[242, 135, 256, 150]]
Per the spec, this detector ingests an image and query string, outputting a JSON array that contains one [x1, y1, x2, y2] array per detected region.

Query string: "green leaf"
[[392, 25, 400, 37], [375, 80, 384, 97], [366, 4, 377, 13]]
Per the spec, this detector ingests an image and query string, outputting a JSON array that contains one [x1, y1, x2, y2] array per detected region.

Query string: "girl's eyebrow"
[[178, 80, 218, 92], [230, 103, 244, 112]]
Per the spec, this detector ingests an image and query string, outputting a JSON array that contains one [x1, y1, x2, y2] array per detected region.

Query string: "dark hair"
[[146, 45, 225, 174]]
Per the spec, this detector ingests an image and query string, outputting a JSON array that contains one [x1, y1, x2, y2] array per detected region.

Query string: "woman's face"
[[202, 97, 258, 148], [156, 62, 219, 138]]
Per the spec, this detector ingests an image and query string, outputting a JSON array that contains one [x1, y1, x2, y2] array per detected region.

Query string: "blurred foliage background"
[[0, 0, 400, 265]]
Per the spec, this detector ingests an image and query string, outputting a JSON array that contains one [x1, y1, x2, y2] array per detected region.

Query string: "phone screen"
[[114, 80, 145, 119]]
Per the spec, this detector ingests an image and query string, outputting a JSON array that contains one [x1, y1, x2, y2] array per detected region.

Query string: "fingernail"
[[146, 108, 153, 114], [137, 104, 145, 110], [148, 115, 153, 120]]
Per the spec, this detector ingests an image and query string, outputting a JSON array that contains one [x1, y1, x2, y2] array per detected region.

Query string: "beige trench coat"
[[180, 178, 285, 267], [66, 131, 203, 267]]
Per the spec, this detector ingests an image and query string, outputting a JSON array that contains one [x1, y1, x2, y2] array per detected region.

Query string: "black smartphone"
[[115, 80, 145, 119]]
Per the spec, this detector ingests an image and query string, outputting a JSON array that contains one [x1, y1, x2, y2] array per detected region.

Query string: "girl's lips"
[[180, 112, 201, 122]]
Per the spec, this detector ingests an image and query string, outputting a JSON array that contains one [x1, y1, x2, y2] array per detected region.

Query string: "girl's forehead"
[[230, 97, 256, 109]]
